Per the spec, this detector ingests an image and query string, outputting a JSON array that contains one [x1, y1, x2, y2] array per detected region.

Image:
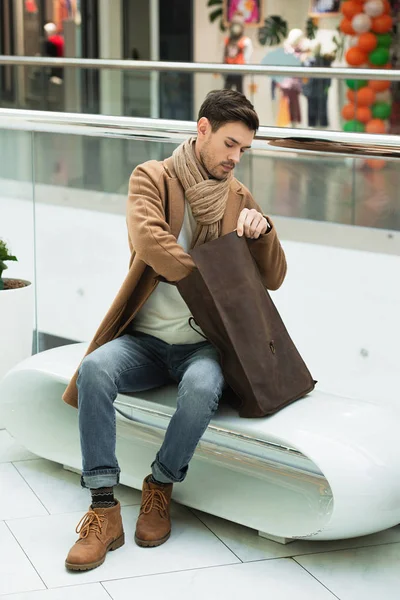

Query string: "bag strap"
[[189, 317, 208, 341]]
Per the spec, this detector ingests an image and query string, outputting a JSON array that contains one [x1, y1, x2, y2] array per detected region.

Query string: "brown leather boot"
[[65, 501, 124, 571], [135, 475, 173, 547]]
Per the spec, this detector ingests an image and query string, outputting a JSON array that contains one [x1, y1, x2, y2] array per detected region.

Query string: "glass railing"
[[0, 111, 399, 357], [1, 56, 399, 133]]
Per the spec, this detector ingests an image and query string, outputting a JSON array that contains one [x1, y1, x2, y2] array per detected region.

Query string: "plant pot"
[[0, 279, 34, 428]]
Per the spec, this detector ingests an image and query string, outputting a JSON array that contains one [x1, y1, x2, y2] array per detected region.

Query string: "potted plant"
[[0, 239, 34, 385]]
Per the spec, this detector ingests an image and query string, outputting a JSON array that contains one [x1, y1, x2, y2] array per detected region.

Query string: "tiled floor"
[[2, 428, 400, 600]]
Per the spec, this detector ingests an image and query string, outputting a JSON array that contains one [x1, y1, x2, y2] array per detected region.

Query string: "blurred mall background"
[[0, 0, 398, 127]]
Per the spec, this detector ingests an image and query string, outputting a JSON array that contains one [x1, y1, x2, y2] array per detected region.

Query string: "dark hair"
[[198, 89, 259, 133]]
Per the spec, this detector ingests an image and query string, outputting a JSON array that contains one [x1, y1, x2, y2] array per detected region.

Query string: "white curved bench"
[[2, 342, 400, 542]]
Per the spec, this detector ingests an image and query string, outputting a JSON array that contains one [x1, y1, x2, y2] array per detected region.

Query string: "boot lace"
[[140, 489, 169, 519], [75, 510, 105, 541]]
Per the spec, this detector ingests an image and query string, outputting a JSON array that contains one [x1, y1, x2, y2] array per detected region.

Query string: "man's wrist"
[[264, 217, 271, 234]]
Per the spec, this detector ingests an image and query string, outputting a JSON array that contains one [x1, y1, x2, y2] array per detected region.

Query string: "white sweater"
[[132, 202, 206, 345]]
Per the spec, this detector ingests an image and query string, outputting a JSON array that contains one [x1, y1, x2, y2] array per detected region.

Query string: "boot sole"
[[65, 532, 125, 571], [134, 530, 171, 548]]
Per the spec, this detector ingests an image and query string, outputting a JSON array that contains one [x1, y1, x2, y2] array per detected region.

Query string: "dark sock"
[[91, 487, 116, 508], [148, 474, 171, 486]]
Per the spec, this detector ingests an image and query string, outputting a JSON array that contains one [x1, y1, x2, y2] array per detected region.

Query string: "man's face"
[[196, 120, 255, 181]]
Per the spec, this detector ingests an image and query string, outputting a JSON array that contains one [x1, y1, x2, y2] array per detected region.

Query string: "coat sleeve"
[[243, 190, 287, 291], [127, 162, 195, 282]]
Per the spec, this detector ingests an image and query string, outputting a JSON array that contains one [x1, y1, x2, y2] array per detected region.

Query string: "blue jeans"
[[77, 332, 225, 489]]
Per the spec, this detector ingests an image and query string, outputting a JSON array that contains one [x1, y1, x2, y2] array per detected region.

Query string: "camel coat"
[[62, 156, 287, 408]]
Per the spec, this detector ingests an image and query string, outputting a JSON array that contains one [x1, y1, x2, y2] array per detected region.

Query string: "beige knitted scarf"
[[172, 137, 232, 247]]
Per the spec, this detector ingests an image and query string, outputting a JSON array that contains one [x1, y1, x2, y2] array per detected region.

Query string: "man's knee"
[[78, 352, 102, 382], [77, 348, 117, 396], [180, 373, 223, 416]]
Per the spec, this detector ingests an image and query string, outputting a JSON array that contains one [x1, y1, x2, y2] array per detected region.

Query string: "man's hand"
[[236, 208, 269, 239]]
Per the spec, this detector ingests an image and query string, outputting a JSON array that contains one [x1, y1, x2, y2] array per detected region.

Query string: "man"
[[43, 22, 64, 84], [63, 89, 287, 571]]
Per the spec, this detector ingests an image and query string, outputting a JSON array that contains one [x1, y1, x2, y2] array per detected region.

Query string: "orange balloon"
[[341, 1, 363, 19], [368, 79, 391, 91], [351, 87, 376, 106], [346, 47, 368, 66], [340, 18, 356, 35], [371, 14, 393, 34], [365, 159, 386, 170], [365, 119, 386, 133], [342, 103, 356, 120], [356, 106, 372, 123], [358, 32, 378, 53]]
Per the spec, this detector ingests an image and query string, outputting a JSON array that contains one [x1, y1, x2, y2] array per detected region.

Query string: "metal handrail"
[[0, 55, 400, 81], [0, 109, 399, 159]]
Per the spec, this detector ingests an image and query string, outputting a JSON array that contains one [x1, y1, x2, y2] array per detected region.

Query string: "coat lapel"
[[221, 186, 246, 235], [163, 157, 185, 238], [166, 177, 185, 238]]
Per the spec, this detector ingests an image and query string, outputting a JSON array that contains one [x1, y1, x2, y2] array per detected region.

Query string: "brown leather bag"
[[177, 232, 316, 418]]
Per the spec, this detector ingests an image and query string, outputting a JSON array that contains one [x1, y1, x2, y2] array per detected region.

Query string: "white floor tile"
[[296, 542, 400, 600], [14, 458, 142, 514], [7, 504, 239, 589], [104, 558, 337, 600], [0, 521, 45, 596], [192, 509, 400, 562], [0, 463, 48, 520], [0, 430, 36, 463], [0, 583, 112, 600]]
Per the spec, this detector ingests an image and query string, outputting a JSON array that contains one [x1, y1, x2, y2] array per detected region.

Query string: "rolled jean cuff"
[[81, 468, 120, 489], [151, 456, 187, 484]]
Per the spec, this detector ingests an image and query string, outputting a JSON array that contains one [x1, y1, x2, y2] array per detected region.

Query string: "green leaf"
[[306, 17, 318, 40], [207, 0, 222, 6], [209, 7, 223, 23], [0, 239, 18, 262], [0, 260, 8, 280], [332, 30, 344, 60], [258, 16, 288, 47]]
